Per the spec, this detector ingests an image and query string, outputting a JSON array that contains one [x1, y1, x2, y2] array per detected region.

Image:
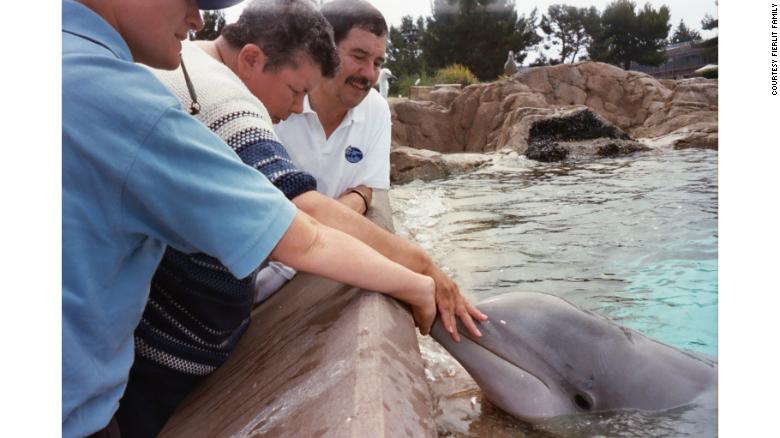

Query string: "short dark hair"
[[222, 0, 339, 78], [320, 0, 388, 45]]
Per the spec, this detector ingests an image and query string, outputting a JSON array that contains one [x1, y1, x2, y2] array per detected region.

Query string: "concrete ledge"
[[160, 191, 436, 437]]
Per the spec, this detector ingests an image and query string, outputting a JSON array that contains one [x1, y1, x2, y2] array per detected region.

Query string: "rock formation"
[[390, 146, 490, 184], [390, 62, 717, 165]]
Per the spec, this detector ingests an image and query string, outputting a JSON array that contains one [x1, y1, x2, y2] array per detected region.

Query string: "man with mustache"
[[260, 2, 483, 337], [274, 0, 390, 209]]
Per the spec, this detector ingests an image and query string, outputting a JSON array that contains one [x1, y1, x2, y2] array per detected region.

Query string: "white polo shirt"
[[274, 88, 391, 198]]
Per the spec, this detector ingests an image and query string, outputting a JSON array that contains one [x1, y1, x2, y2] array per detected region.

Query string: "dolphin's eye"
[[573, 393, 592, 411]]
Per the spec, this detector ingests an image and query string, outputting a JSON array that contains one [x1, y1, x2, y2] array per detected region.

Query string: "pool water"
[[390, 148, 718, 436]]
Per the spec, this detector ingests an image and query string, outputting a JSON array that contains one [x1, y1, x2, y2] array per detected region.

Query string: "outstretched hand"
[[425, 264, 488, 342]]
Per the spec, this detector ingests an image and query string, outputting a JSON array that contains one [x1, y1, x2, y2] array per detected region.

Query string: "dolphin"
[[431, 292, 717, 423]]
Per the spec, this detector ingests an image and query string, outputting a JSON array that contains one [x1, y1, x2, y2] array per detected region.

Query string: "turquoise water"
[[391, 148, 717, 356], [390, 148, 717, 436]]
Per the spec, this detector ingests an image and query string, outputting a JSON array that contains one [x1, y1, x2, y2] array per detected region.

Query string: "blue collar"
[[62, 0, 132, 62]]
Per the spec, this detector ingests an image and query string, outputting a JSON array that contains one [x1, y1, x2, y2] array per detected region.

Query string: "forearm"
[[294, 191, 432, 274], [269, 211, 431, 307], [337, 185, 373, 215]]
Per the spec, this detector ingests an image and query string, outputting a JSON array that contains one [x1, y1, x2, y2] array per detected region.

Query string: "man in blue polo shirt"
[[63, 1, 287, 436], [63, 1, 439, 436]]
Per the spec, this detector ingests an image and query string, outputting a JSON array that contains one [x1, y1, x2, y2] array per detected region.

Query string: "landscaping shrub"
[[434, 64, 478, 87], [701, 69, 718, 79]]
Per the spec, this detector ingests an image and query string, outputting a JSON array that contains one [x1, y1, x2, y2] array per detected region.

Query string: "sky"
[[223, 0, 719, 51], [222, 1, 718, 64]]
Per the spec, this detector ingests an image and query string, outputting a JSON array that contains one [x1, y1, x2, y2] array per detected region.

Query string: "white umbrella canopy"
[[694, 64, 718, 74]]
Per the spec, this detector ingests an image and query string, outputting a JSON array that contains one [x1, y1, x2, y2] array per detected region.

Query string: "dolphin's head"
[[431, 293, 716, 423]]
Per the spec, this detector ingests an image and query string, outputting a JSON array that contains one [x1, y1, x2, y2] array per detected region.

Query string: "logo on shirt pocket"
[[345, 146, 364, 163]]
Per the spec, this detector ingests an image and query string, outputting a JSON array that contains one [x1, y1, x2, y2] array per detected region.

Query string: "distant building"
[[630, 40, 713, 79]]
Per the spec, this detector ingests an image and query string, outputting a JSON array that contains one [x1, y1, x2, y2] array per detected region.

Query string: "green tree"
[[386, 16, 428, 78], [698, 2, 718, 62], [540, 4, 600, 64], [386, 16, 431, 96], [529, 52, 559, 66], [420, 0, 541, 80], [587, 0, 671, 70], [701, 13, 718, 30], [670, 19, 701, 44], [189, 10, 226, 41]]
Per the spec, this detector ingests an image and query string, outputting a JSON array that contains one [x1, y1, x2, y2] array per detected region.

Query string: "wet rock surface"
[[390, 146, 490, 184], [526, 138, 650, 162], [528, 108, 630, 142], [525, 109, 649, 162]]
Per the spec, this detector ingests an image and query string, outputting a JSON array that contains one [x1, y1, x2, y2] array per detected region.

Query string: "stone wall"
[[160, 191, 437, 438]]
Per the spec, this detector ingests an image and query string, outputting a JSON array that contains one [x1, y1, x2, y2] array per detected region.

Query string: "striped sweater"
[[135, 41, 317, 376]]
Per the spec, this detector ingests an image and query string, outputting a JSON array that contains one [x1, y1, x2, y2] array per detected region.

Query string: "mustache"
[[346, 76, 372, 91]]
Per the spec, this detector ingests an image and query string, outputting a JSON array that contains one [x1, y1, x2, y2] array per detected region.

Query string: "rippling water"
[[389, 148, 718, 437]]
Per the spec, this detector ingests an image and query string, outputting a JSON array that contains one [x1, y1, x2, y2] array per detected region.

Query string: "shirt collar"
[[350, 94, 368, 123], [62, 0, 133, 62], [302, 92, 368, 124], [301, 94, 316, 115]]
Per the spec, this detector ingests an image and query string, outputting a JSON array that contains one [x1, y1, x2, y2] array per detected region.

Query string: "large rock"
[[392, 81, 547, 154], [525, 108, 650, 162], [639, 122, 718, 150], [390, 146, 490, 184], [429, 88, 461, 108], [392, 100, 456, 153], [631, 78, 718, 149], [526, 138, 650, 162], [390, 61, 718, 157], [528, 107, 631, 142]]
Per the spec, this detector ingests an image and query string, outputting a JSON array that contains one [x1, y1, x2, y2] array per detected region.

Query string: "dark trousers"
[[88, 416, 121, 438], [116, 357, 204, 438]]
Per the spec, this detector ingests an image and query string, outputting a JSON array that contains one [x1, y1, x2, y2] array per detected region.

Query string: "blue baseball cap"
[[197, 0, 243, 10]]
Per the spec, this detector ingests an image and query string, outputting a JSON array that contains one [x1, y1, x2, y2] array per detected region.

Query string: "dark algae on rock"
[[525, 109, 649, 162]]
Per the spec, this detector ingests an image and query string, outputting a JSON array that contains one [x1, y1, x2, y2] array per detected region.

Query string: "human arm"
[[337, 185, 373, 215], [269, 210, 436, 334], [292, 190, 487, 341], [224, 96, 482, 338]]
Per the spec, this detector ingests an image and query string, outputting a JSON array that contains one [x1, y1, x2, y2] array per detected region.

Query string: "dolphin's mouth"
[[458, 328, 551, 391], [459, 329, 601, 416], [465, 332, 599, 412]]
